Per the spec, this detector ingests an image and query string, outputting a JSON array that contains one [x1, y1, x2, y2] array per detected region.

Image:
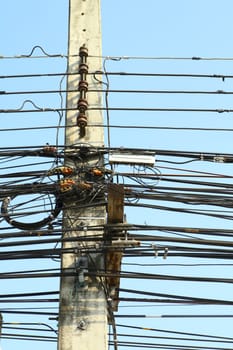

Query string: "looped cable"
[[1, 195, 62, 230], [21, 45, 64, 58]]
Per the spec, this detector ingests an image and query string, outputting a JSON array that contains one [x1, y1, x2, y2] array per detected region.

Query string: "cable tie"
[[152, 244, 158, 258], [163, 247, 168, 259], [74, 247, 80, 255], [200, 154, 204, 161], [192, 56, 201, 60], [213, 156, 225, 163]]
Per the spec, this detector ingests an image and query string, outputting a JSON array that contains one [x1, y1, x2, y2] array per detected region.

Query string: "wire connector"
[[213, 156, 225, 163], [59, 178, 76, 192], [48, 166, 74, 176]]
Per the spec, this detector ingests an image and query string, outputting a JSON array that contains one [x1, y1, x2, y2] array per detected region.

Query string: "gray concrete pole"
[[57, 1, 108, 349]]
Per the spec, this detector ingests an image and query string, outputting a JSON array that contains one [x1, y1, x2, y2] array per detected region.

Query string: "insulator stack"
[[77, 45, 89, 136]]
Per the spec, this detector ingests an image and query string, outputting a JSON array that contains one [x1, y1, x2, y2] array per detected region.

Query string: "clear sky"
[[1, 1, 233, 349]]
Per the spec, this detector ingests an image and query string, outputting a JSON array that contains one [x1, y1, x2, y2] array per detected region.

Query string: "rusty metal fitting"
[[78, 80, 88, 92], [77, 181, 92, 190], [77, 98, 88, 113], [77, 112, 88, 128], [61, 166, 74, 176], [43, 145, 57, 155], [59, 179, 76, 193], [48, 166, 74, 176], [91, 168, 103, 176]]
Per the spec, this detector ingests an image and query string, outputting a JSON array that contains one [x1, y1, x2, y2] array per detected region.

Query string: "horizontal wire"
[[116, 323, 233, 341], [88, 270, 233, 284], [118, 288, 233, 305], [117, 297, 233, 305], [115, 313, 233, 318], [4, 53, 233, 60], [1, 106, 233, 113], [1, 333, 57, 342], [0, 145, 232, 161], [0, 298, 58, 303], [0, 291, 58, 298], [0, 309, 57, 315], [101, 55, 233, 61], [109, 339, 233, 350], [2, 325, 56, 334], [1, 124, 233, 134], [112, 332, 233, 345], [3, 88, 233, 95], [1, 71, 233, 80]]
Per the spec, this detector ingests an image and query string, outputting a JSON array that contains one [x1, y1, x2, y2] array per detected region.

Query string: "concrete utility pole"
[[58, 1, 108, 349]]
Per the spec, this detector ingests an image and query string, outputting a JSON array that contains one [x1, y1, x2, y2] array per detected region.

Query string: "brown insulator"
[[77, 98, 88, 113], [77, 112, 88, 128], [78, 80, 88, 92], [79, 46, 88, 59], [79, 63, 88, 75]]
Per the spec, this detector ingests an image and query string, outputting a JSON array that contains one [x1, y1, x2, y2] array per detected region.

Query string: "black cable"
[[116, 323, 233, 342], [117, 288, 233, 305], [2, 123, 233, 134], [0, 70, 233, 80], [125, 201, 233, 221], [1, 145, 233, 163], [111, 332, 233, 345], [0, 309, 57, 315], [109, 339, 233, 350], [4, 88, 233, 95], [88, 269, 233, 284], [2, 106, 233, 113], [1, 333, 57, 342], [1, 194, 62, 230], [0, 291, 58, 298], [115, 313, 233, 318], [0, 298, 58, 303]]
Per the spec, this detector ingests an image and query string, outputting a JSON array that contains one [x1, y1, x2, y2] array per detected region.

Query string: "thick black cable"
[[0, 291, 58, 298], [1, 194, 62, 230], [111, 332, 233, 345], [88, 269, 233, 284], [117, 288, 233, 305], [1, 333, 57, 342], [116, 323, 233, 342], [109, 339, 233, 350]]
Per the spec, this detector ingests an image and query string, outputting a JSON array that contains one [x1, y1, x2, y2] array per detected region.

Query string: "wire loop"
[[1, 195, 62, 230]]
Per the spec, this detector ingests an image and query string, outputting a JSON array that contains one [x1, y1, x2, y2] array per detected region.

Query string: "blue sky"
[[2, 1, 233, 349]]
